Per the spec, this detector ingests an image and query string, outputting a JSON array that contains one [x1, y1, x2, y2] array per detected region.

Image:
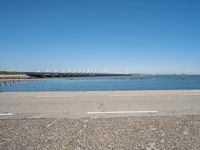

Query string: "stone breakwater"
[[0, 79, 40, 87]]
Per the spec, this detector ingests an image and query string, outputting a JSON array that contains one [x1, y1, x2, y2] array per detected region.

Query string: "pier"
[[24, 72, 132, 78]]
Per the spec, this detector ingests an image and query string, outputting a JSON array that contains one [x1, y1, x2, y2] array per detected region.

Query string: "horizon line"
[[0, 70, 200, 76]]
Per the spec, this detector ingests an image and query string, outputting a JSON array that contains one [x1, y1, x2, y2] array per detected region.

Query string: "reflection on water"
[[1, 75, 200, 92]]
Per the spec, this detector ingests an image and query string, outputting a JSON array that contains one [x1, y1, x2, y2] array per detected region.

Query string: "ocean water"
[[1, 75, 200, 92]]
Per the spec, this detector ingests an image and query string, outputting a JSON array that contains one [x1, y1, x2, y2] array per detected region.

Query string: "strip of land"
[[0, 90, 200, 149], [0, 74, 32, 79]]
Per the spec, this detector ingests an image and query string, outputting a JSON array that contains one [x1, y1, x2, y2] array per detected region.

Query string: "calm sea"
[[1, 75, 200, 92]]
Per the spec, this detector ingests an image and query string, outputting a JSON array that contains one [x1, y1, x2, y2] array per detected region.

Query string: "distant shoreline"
[[0, 71, 200, 80], [0, 74, 33, 79]]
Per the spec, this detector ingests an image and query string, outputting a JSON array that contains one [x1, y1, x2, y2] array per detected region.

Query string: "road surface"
[[0, 90, 200, 149], [0, 90, 200, 118]]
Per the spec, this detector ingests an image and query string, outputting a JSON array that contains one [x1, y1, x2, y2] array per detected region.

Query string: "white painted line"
[[87, 111, 158, 114], [35, 96, 73, 98], [179, 94, 200, 96], [110, 95, 145, 97], [0, 113, 13, 116]]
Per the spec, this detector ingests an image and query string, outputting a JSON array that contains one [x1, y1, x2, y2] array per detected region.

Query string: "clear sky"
[[0, 0, 200, 74]]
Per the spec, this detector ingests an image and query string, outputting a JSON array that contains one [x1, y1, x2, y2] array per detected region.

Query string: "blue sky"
[[0, 0, 200, 74]]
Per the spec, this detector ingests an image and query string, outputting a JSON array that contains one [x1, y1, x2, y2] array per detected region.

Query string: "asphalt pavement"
[[0, 90, 200, 149]]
